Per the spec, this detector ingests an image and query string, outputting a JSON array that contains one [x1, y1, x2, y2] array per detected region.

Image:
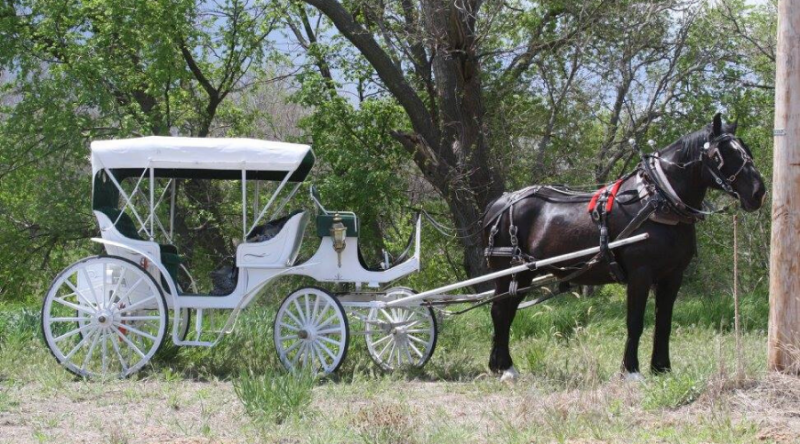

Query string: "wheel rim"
[[42, 257, 167, 378], [274, 288, 348, 375], [365, 294, 436, 371]]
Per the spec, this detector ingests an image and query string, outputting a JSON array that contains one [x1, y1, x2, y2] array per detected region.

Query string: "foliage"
[[0, 0, 780, 304]]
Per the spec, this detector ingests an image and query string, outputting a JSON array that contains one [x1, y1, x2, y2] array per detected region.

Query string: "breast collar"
[[639, 155, 706, 224]]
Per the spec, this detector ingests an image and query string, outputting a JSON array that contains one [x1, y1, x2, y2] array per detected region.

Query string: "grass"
[[233, 369, 315, 424], [0, 284, 792, 443]]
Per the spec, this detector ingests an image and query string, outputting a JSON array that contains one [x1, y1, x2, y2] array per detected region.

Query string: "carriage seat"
[[94, 207, 181, 283], [92, 172, 181, 284]]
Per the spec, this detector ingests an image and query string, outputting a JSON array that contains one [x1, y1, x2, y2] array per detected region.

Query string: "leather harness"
[[483, 133, 745, 289]]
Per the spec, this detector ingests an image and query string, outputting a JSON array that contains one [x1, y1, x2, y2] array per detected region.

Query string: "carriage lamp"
[[330, 213, 347, 267]]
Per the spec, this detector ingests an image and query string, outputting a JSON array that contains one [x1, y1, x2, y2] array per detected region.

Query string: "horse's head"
[[702, 113, 766, 212]]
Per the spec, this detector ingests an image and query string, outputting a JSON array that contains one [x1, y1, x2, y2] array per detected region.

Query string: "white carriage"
[[42, 137, 648, 378]]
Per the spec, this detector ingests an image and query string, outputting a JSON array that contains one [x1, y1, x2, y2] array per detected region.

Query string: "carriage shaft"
[[385, 233, 649, 307]]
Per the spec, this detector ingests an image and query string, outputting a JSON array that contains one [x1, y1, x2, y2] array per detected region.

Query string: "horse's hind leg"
[[489, 275, 526, 377]]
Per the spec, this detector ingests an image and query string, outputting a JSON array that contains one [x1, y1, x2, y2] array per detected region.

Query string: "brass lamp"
[[330, 213, 347, 267]]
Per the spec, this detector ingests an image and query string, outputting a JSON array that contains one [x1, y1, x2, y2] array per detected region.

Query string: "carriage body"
[[42, 136, 431, 378]]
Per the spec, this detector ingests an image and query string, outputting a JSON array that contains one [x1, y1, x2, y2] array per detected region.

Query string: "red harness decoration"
[[587, 179, 624, 213]]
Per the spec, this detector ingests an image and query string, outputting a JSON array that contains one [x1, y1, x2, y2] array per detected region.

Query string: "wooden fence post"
[[768, 0, 800, 372]]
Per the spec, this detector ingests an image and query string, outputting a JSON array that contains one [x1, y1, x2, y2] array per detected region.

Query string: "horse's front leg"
[[489, 276, 525, 380], [623, 267, 653, 379], [651, 271, 684, 374]]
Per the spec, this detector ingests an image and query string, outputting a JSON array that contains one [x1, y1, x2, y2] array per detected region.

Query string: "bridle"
[[641, 132, 752, 221], [700, 133, 754, 198]]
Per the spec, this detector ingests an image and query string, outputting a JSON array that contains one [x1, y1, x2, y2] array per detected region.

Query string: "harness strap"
[[482, 185, 541, 229]]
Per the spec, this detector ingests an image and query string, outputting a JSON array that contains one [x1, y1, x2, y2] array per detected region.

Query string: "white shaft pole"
[[386, 233, 649, 307]]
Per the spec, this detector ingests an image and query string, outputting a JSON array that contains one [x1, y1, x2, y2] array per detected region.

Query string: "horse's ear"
[[712, 113, 723, 136], [725, 117, 739, 135]]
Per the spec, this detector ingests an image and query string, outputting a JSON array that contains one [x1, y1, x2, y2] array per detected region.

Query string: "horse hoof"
[[623, 372, 645, 383], [500, 366, 519, 383]]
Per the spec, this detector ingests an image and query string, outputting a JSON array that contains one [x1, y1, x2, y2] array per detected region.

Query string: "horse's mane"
[[661, 125, 712, 163]]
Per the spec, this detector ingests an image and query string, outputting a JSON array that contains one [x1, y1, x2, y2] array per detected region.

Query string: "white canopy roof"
[[91, 136, 312, 176]]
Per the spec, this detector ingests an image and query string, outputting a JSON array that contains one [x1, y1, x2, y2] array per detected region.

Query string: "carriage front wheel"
[[365, 288, 437, 371], [274, 287, 350, 375], [41, 256, 168, 378]]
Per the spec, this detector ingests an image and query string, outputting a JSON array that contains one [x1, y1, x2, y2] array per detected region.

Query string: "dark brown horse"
[[483, 114, 766, 381]]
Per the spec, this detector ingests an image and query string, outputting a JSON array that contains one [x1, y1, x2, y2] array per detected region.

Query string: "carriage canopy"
[[91, 136, 314, 182]]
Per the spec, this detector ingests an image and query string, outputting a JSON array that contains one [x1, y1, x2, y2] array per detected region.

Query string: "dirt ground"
[[2, 374, 800, 443]]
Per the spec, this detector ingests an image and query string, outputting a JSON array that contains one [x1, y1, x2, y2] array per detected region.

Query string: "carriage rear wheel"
[[41, 256, 168, 378], [365, 288, 437, 371], [274, 287, 349, 375]]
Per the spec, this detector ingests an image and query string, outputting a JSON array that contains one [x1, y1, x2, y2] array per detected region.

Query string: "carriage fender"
[[90, 237, 180, 302]]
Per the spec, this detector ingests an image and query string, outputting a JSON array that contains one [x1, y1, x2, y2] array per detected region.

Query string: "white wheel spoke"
[[49, 316, 89, 323], [54, 323, 94, 343], [311, 294, 321, 325], [112, 326, 146, 359], [53, 297, 95, 315], [291, 343, 305, 366], [316, 327, 342, 335], [407, 334, 427, 345], [316, 340, 337, 361], [81, 268, 102, 306], [304, 294, 311, 325], [404, 320, 421, 329], [64, 328, 96, 360], [282, 340, 302, 356], [380, 309, 394, 322], [81, 329, 101, 371], [284, 309, 304, 329], [108, 268, 125, 304], [280, 334, 298, 341], [315, 312, 339, 331], [408, 341, 424, 359], [116, 277, 144, 305], [292, 299, 306, 324], [110, 331, 129, 372], [317, 335, 342, 346], [405, 329, 430, 334], [312, 343, 327, 371], [101, 330, 108, 375], [369, 334, 392, 347], [64, 279, 97, 309], [377, 338, 394, 360], [102, 263, 108, 305], [309, 343, 320, 372], [404, 341, 413, 364], [117, 293, 156, 313], [279, 322, 299, 332], [113, 322, 156, 341]]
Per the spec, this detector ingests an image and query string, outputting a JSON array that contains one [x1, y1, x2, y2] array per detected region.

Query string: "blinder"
[[701, 133, 752, 198]]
